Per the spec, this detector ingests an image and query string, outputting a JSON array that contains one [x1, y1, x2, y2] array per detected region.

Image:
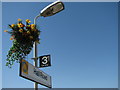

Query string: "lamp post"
[[33, 1, 64, 90]]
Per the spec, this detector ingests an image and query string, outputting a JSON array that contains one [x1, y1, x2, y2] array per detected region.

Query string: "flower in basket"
[[4, 19, 41, 68], [26, 19, 31, 23]]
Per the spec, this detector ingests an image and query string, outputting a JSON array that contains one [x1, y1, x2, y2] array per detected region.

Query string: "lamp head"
[[40, 0, 65, 17]]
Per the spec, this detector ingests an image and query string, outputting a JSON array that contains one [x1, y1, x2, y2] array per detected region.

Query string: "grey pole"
[[33, 14, 41, 90]]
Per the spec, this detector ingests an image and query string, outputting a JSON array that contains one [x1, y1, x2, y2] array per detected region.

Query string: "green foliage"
[[5, 19, 40, 68]]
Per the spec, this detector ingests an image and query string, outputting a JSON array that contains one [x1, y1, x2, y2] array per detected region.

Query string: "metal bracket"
[[31, 57, 38, 60]]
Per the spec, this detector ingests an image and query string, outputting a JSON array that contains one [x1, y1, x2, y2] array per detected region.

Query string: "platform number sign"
[[39, 55, 51, 68]]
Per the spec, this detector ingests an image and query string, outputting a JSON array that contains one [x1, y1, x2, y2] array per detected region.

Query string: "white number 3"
[[42, 56, 48, 64]]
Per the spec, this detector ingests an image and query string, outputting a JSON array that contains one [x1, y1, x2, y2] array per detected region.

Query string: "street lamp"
[[33, 1, 64, 90], [40, 0, 64, 17], [34, 0, 64, 24]]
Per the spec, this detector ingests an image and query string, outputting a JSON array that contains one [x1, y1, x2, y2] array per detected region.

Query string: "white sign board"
[[19, 59, 52, 88]]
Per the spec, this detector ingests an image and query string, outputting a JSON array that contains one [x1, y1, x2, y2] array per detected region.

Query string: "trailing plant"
[[4, 19, 40, 68]]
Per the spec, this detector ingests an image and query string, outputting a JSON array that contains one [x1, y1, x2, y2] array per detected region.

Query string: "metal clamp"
[[31, 57, 38, 60]]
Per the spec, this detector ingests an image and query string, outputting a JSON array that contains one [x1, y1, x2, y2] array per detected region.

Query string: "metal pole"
[[33, 14, 41, 90], [33, 42, 38, 90]]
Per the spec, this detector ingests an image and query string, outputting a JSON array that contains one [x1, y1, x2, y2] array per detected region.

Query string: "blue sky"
[[2, 2, 118, 88], [0, 1, 2, 90]]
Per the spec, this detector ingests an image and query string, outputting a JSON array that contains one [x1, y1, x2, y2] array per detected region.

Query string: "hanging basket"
[[4, 19, 40, 68]]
